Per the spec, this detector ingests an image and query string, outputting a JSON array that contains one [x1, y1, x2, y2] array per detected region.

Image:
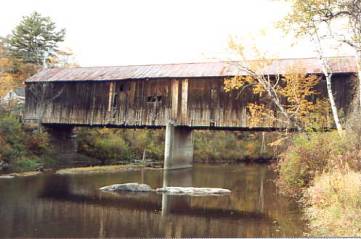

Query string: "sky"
[[0, 0, 354, 67]]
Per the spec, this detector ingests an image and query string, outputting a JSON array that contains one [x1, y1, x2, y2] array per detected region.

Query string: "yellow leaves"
[[228, 37, 246, 59], [224, 76, 254, 92], [277, 66, 330, 129], [252, 83, 265, 95], [224, 60, 331, 130], [0, 44, 38, 97], [247, 103, 275, 127], [226, 35, 331, 130], [0, 57, 12, 69], [0, 72, 23, 97], [0, 46, 17, 97], [281, 71, 319, 100], [0, 73, 14, 97]]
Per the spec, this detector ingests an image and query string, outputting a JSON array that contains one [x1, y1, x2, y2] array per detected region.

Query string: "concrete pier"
[[164, 122, 193, 170], [45, 125, 78, 162]]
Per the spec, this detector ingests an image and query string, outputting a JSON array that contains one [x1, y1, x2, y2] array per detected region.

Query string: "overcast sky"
[[0, 0, 353, 66]]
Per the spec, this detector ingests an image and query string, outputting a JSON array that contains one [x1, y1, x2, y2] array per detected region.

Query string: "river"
[[0, 163, 306, 237]]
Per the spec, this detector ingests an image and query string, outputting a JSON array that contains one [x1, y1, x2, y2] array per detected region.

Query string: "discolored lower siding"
[[24, 74, 356, 129]]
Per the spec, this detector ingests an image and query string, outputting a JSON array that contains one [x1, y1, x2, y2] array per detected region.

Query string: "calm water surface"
[[0, 164, 306, 237]]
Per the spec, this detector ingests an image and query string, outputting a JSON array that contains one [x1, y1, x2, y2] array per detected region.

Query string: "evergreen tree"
[[8, 11, 65, 65]]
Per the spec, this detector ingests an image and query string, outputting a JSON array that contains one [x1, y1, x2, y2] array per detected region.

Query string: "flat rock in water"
[[155, 187, 231, 196], [0, 175, 15, 179], [100, 183, 153, 192]]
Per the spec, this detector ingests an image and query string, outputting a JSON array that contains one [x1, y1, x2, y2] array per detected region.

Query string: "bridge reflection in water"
[[0, 164, 305, 237], [161, 169, 192, 216]]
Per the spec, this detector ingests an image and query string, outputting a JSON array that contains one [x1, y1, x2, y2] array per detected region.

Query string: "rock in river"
[[100, 183, 153, 192], [0, 160, 9, 171], [0, 175, 15, 179], [155, 187, 231, 196]]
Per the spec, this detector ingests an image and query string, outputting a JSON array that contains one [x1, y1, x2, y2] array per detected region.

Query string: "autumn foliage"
[[224, 63, 330, 130], [0, 40, 39, 97]]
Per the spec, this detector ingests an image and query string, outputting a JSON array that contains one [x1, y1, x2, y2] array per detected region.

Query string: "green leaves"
[[0, 114, 51, 171]]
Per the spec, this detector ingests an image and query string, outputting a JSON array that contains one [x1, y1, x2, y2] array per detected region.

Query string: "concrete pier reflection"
[[161, 168, 193, 216]]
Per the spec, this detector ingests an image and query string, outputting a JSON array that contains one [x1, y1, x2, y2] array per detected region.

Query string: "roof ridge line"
[[50, 56, 355, 69]]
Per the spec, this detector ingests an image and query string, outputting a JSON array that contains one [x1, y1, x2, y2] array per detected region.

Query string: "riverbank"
[[0, 171, 42, 178], [276, 131, 361, 236]]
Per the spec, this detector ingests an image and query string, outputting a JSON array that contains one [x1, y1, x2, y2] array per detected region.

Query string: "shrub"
[[13, 157, 41, 172], [277, 132, 351, 197], [0, 113, 52, 172], [194, 131, 274, 162], [123, 129, 164, 161], [77, 128, 134, 164], [304, 170, 361, 236], [25, 131, 50, 155], [93, 134, 133, 163]]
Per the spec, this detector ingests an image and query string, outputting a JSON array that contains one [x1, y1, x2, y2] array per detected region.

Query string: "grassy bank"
[[304, 170, 361, 236], [76, 128, 275, 165], [277, 131, 361, 236], [0, 114, 53, 173]]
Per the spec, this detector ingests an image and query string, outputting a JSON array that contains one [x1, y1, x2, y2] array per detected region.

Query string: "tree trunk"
[[311, 26, 343, 135], [314, 51, 342, 134], [266, 82, 302, 131], [320, 59, 343, 134], [325, 73, 343, 133]]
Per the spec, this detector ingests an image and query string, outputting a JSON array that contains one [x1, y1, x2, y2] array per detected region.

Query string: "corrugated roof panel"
[[26, 56, 357, 83]]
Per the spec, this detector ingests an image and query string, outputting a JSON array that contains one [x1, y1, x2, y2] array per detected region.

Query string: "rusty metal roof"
[[26, 56, 357, 83]]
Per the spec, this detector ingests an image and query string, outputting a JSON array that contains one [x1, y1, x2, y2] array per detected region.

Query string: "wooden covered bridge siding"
[[25, 74, 355, 129], [24, 57, 357, 129], [26, 79, 173, 126], [24, 77, 249, 127]]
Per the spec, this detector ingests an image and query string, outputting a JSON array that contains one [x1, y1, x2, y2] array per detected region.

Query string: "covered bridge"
[[24, 56, 357, 129]]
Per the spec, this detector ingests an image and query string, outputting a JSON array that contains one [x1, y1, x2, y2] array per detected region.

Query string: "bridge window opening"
[[146, 96, 155, 102], [146, 95, 163, 103]]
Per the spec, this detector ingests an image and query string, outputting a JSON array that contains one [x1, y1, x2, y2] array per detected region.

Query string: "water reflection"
[[161, 169, 192, 216], [0, 164, 306, 237]]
